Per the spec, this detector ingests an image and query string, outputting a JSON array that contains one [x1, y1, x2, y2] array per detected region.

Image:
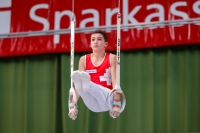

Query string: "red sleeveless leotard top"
[[85, 53, 112, 90]]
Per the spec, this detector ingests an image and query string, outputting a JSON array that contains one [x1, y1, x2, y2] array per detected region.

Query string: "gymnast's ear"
[[105, 42, 108, 48]]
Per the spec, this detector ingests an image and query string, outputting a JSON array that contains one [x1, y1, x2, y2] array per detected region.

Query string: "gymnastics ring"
[[108, 85, 126, 114]]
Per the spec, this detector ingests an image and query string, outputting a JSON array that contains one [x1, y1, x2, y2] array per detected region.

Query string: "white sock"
[[71, 70, 82, 90], [80, 71, 90, 91]]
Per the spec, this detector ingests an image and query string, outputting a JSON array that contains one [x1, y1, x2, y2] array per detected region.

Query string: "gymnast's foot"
[[80, 71, 90, 91], [71, 70, 82, 91]]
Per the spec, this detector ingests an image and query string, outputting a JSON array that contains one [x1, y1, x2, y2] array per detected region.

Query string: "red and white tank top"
[[85, 53, 112, 90]]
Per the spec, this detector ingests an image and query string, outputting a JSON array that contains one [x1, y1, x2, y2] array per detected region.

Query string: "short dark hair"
[[91, 30, 108, 42]]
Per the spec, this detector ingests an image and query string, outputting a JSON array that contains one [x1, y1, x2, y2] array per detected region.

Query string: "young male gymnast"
[[68, 30, 121, 119]]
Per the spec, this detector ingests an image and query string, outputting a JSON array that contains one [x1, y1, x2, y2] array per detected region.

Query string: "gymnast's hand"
[[109, 98, 121, 118], [68, 107, 78, 120], [109, 106, 121, 118]]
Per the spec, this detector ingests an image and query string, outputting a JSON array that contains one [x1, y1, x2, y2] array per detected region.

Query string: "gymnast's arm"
[[111, 54, 120, 100], [110, 54, 121, 117], [68, 56, 85, 119], [73, 56, 85, 100]]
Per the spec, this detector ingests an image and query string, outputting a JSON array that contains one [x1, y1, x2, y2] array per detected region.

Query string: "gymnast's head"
[[90, 29, 108, 42]]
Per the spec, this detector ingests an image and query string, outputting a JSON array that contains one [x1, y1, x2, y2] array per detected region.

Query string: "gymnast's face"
[[90, 33, 108, 52]]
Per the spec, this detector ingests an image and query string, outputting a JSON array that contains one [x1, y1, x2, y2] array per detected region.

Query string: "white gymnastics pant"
[[77, 81, 113, 112]]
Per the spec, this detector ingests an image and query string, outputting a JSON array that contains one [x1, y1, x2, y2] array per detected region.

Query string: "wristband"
[[69, 103, 75, 109], [113, 100, 121, 108]]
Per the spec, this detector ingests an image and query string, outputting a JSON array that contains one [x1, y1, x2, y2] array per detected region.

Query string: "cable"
[[108, 0, 126, 118], [47, 0, 52, 30], [116, 11, 121, 89], [68, 0, 77, 120]]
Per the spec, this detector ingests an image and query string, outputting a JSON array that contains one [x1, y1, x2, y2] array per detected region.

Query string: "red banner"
[[0, 0, 200, 57]]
